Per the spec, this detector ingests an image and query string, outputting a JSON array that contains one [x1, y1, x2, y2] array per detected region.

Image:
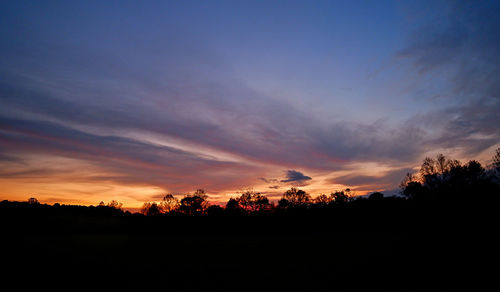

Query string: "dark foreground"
[[1, 200, 498, 291]]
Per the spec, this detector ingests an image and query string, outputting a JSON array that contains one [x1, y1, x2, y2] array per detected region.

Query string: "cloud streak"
[[0, 118, 261, 193]]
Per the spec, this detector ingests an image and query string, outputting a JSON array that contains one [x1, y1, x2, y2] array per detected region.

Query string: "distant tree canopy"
[[27, 197, 39, 205], [96, 200, 124, 210], [107, 200, 123, 210], [226, 190, 272, 213], [279, 187, 311, 208], [135, 186, 363, 216], [400, 152, 500, 201], [138, 190, 213, 215]]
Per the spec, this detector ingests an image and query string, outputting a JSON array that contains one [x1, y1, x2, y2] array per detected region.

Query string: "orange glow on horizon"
[[4, 147, 476, 210]]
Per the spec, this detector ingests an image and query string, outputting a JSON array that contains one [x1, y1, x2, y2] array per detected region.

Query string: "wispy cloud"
[[396, 1, 500, 155]]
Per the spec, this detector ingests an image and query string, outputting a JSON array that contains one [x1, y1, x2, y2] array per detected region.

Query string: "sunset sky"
[[1, 1, 499, 210]]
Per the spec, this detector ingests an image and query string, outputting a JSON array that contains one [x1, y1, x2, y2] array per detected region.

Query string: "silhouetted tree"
[[420, 157, 438, 177], [141, 202, 161, 216], [179, 190, 208, 215], [205, 205, 224, 216], [225, 198, 244, 215], [402, 181, 426, 200], [489, 147, 500, 184], [448, 159, 461, 170], [399, 150, 500, 203], [225, 198, 240, 209], [281, 187, 311, 207], [464, 160, 484, 177], [493, 147, 500, 171], [330, 189, 352, 204], [230, 190, 271, 213], [194, 189, 210, 209], [107, 200, 123, 209], [418, 154, 463, 189], [27, 197, 39, 205], [400, 172, 417, 191], [159, 194, 179, 213], [277, 198, 290, 209], [314, 194, 331, 205]]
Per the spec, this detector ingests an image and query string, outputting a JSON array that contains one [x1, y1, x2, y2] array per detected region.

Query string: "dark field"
[[2, 201, 497, 291]]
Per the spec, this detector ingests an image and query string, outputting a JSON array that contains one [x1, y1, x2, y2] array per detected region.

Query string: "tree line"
[[3, 147, 500, 216], [138, 187, 358, 216]]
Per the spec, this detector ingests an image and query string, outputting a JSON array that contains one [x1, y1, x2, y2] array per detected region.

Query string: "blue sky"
[[1, 0, 499, 208]]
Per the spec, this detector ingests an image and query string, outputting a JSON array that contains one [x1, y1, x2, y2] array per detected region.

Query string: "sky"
[[1, 0, 499, 210]]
